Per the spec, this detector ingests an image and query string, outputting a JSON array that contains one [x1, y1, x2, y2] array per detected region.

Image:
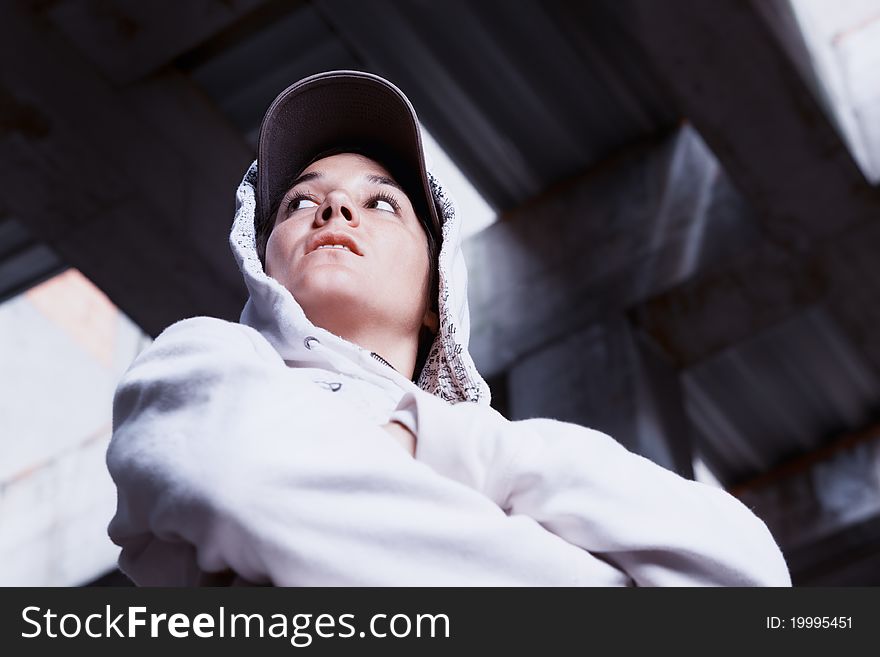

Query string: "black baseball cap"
[[256, 70, 441, 241]]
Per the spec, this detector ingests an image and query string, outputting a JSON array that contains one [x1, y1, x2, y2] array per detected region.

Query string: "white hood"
[[228, 159, 491, 405]]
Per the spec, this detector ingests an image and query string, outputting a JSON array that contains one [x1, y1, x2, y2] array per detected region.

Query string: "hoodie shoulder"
[[154, 315, 284, 366]]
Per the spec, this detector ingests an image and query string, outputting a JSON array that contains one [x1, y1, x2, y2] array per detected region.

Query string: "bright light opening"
[[792, 0, 880, 183], [420, 126, 498, 239]]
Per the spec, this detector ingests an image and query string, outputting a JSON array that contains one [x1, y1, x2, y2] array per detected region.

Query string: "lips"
[[307, 231, 363, 256]]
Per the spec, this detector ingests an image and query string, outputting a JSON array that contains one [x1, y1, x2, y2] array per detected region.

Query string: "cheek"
[[265, 222, 306, 274], [392, 235, 431, 293], [264, 230, 283, 277]]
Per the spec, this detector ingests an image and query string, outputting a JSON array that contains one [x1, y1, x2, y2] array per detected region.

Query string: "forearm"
[[408, 392, 792, 586], [510, 419, 791, 586]]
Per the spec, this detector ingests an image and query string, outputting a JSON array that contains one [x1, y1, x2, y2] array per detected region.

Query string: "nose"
[[315, 190, 360, 227]]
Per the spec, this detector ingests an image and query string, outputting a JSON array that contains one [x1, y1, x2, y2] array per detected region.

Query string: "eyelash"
[[365, 191, 401, 213], [284, 190, 401, 215], [284, 192, 316, 215]]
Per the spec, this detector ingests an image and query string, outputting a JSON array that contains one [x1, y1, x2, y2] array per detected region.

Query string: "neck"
[[329, 324, 420, 380]]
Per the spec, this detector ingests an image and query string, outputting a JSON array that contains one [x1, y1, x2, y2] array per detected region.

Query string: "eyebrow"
[[287, 170, 322, 189], [285, 170, 405, 194], [287, 171, 406, 200], [365, 174, 404, 193]]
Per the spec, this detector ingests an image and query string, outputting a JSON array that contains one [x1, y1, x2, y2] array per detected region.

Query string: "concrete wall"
[[0, 269, 148, 585]]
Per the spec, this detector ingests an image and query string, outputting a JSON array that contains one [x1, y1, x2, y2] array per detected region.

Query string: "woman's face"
[[265, 152, 434, 338]]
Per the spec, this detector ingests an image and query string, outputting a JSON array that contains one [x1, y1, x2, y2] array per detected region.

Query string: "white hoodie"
[[105, 160, 792, 586]]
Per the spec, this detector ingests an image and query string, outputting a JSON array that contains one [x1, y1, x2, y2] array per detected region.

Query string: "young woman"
[[106, 71, 791, 586]]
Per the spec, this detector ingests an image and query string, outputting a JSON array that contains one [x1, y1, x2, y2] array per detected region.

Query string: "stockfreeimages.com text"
[[21, 605, 450, 646]]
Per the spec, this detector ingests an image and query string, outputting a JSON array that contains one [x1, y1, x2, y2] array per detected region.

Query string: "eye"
[[366, 193, 400, 214], [285, 194, 318, 214], [292, 197, 318, 210]]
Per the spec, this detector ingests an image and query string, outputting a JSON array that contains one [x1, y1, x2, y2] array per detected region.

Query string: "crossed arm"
[[107, 316, 790, 587], [406, 392, 792, 586]]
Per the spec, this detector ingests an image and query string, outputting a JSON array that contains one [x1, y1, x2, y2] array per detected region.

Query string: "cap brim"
[[257, 70, 440, 240]]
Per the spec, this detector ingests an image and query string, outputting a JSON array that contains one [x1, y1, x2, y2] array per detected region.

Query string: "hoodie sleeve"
[[106, 316, 634, 586], [407, 392, 792, 587]]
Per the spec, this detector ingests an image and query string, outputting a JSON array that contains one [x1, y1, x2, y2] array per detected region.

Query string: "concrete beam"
[[312, 0, 536, 207], [465, 0, 880, 379], [733, 424, 880, 585], [631, 243, 824, 369], [464, 126, 762, 378], [0, 2, 251, 336], [620, 1, 880, 378], [620, 0, 880, 249], [42, 0, 272, 85], [632, 218, 880, 378]]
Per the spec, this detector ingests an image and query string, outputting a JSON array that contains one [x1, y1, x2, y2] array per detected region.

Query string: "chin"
[[293, 269, 364, 312]]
